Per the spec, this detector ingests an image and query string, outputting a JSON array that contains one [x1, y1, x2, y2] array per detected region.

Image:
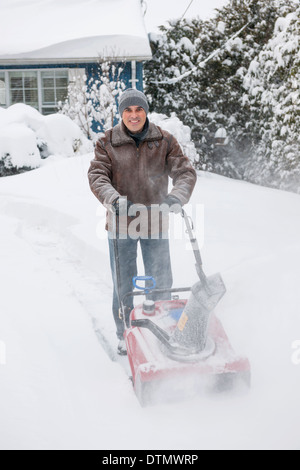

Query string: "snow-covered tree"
[[61, 58, 126, 141], [88, 58, 126, 134], [243, 6, 300, 192], [60, 69, 94, 140], [144, 0, 297, 180]]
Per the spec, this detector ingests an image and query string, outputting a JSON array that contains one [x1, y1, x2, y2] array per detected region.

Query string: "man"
[[88, 88, 196, 355]]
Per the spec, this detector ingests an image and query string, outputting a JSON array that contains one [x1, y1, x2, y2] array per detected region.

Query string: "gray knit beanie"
[[119, 88, 149, 117]]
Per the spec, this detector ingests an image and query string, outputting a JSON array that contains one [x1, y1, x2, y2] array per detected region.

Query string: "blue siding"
[[85, 61, 145, 133], [136, 62, 144, 92]]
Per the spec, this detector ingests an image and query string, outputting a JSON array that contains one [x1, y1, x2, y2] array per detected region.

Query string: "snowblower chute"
[[121, 210, 251, 406]]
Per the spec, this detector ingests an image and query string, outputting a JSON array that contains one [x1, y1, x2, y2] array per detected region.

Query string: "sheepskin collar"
[[111, 121, 163, 147]]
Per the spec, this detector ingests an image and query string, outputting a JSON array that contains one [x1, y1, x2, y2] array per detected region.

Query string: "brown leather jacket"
[[88, 121, 197, 234]]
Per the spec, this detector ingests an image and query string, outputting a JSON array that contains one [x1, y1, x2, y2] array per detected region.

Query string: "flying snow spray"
[[171, 272, 226, 357]]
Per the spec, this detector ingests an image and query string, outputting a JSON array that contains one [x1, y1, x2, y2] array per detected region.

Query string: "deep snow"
[[0, 104, 92, 170], [0, 154, 300, 450]]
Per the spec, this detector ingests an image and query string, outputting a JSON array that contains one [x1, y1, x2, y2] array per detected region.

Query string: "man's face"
[[122, 106, 147, 134]]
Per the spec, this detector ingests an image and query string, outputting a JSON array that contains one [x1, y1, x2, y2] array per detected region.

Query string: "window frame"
[[0, 71, 7, 106], [9, 70, 39, 109], [0, 68, 69, 115], [40, 69, 69, 114]]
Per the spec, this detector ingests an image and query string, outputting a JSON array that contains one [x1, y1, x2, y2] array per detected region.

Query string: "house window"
[[2, 69, 70, 114], [0, 72, 6, 106], [41, 70, 68, 115], [9, 71, 39, 108]]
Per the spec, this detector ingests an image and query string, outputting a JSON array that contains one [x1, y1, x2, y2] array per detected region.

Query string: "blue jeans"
[[108, 236, 173, 339]]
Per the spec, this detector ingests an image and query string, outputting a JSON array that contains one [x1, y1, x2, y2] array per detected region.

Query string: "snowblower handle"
[[181, 209, 208, 286]]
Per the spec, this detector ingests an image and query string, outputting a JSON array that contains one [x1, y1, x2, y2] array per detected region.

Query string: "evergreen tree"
[[144, 0, 297, 179], [243, 6, 300, 192]]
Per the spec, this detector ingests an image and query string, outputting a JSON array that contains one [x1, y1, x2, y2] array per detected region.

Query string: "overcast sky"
[[144, 0, 229, 32], [0, 0, 230, 54]]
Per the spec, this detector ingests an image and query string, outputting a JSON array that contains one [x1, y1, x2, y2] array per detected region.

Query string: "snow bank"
[[0, 104, 93, 175], [149, 112, 198, 162], [0, 123, 41, 170], [35, 114, 92, 157]]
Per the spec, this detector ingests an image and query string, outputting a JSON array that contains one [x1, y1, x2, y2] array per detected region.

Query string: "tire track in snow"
[[0, 196, 122, 363], [20, 223, 118, 361]]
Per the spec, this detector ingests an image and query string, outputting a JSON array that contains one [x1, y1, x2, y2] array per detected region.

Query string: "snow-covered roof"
[[0, 0, 152, 64]]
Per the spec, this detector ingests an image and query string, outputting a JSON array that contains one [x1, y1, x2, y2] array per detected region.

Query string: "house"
[[0, 0, 152, 116]]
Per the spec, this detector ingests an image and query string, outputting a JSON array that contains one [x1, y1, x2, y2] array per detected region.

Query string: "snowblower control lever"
[[133, 276, 156, 294]]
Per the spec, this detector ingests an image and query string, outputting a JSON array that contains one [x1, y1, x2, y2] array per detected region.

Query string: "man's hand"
[[112, 197, 133, 216], [163, 195, 183, 214]]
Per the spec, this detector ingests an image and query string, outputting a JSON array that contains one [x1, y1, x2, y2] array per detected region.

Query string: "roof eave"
[[0, 55, 152, 66]]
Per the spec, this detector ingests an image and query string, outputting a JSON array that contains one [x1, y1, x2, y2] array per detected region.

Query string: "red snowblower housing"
[[118, 211, 251, 406]]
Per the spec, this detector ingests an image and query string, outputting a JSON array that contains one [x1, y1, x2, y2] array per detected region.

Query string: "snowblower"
[[116, 210, 251, 406]]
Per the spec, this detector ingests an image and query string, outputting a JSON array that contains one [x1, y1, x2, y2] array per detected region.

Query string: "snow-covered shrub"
[[59, 69, 94, 141], [0, 104, 93, 177], [35, 113, 92, 158], [149, 112, 198, 163], [0, 122, 41, 176], [0, 103, 44, 130]]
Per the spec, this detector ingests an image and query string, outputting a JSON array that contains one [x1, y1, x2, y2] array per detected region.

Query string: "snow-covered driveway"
[[0, 155, 300, 450], [0, 210, 138, 450]]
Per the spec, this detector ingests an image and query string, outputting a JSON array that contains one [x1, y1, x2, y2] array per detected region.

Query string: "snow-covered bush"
[[0, 123, 41, 176], [0, 104, 93, 177], [149, 112, 198, 163], [35, 113, 92, 158]]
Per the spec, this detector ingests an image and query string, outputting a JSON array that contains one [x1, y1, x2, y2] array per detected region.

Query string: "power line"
[[156, 21, 250, 85], [181, 0, 194, 21]]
